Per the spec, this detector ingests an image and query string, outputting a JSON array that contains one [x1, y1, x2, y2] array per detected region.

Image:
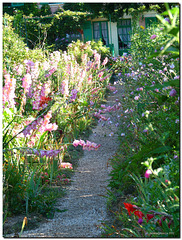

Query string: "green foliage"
[[105, 4, 179, 238], [8, 9, 88, 50], [90, 40, 111, 62], [3, 14, 47, 70], [3, 3, 50, 17], [3, 159, 26, 214], [149, 3, 179, 59]]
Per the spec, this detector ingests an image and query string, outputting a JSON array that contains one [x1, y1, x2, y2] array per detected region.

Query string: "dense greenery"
[[102, 5, 179, 238], [4, 10, 88, 50], [3, 3, 52, 17]]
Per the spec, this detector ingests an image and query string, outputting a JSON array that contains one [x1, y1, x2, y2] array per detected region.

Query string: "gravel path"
[[18, 82, 123, 238]]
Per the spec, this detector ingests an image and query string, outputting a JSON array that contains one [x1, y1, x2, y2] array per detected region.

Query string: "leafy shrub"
[[104, 4, 179, 238], [3, 159, 26, 214], [67, 39, 111, 64], [3, 14, 47, 71]]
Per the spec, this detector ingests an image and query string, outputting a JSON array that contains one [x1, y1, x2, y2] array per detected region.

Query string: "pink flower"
[[60, 162, 73, 169], [144, 169, 152, 178], [134, 96, 140, 100], [22, 73, 32, 93], [3, 74, 16, 108], [73, 139, 101, 151], [150, 35, 157, 39], [102, 57, 108, 65]]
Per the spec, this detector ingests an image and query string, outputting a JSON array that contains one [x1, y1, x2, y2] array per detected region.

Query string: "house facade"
[[4, 3, 157, 56], [83, 11, 158, 56]]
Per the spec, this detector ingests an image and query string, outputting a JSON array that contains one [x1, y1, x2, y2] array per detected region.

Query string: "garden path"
[[19, 82, 124, 238]]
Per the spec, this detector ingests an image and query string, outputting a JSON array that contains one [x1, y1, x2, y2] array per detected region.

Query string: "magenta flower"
[[145, 169, 152, 178], [150, 35, 157, 39], [169, 89, 177, 97], [138, 218, 143, 224]]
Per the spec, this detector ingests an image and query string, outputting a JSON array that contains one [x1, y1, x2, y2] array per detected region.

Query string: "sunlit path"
[[18, 83, 123, 237]]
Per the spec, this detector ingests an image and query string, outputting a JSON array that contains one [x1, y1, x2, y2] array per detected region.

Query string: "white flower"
[[121, 133, 125, 136]]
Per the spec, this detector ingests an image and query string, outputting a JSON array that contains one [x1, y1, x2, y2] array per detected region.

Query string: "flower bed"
[[3, 18, 113, 220], [102, 5, 179, 238]]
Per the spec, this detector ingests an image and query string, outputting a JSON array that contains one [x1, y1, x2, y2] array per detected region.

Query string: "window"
[[93, 22, 109, 46], [117, 19, 131, 54]]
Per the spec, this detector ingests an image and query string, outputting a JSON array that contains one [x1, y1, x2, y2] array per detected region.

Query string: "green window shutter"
[[83, 21, 92, 42], [145, 17, 157, 28], [11, 3, 24, 7]]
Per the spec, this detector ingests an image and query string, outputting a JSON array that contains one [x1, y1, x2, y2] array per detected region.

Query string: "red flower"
[[146, 214, 154, 222], [39, 96, 52, 107], [123, 203, 136, 215], [134, 210, 145, 218]]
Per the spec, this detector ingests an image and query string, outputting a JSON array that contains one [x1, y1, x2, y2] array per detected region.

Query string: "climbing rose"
[[145, 169, 152, 178]]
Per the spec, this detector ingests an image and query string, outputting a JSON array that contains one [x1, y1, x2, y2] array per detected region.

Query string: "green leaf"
[[168, 27, 179, 36], [122, 228, 140, 237], [168, 204, 179, 209], [150, 146, 171, 154], [156, 14, 170, 27]]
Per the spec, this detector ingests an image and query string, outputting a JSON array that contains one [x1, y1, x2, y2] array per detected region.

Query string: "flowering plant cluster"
[[73, 139, 101, 151], [104, 5, 179, 238], [3, 20, 113, 218]]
